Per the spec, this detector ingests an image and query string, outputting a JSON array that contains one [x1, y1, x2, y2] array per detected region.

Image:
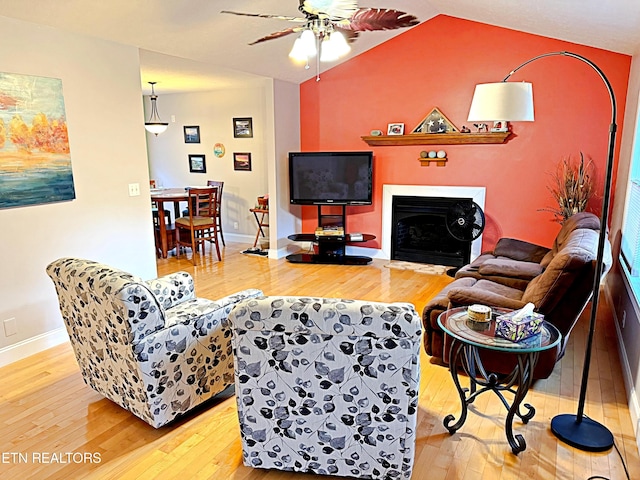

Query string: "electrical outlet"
[[3, 318, 17, 337], [128, 183, 140, 196], [233, 222, 239, 230]]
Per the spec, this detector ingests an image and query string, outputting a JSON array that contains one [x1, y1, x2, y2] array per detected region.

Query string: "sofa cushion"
[[478, 259, 544, 279], [523, 228, 599, 311], [540, 212, 600, 268], [447, 279, 526, 310], [493, 237, 550, 262]]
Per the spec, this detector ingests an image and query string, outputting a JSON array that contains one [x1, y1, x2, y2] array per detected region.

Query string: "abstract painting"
[[0, 72, 75, 209]]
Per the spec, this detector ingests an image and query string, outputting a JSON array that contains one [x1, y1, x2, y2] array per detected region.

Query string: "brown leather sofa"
[[422, 212, 610, 379]]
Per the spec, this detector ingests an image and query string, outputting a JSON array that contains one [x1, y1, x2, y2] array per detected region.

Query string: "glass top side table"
[[437, 306, 561, 454]]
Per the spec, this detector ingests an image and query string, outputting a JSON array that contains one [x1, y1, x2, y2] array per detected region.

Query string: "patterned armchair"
[[46, 257, 262, 428], [229, 296, 422, 479]]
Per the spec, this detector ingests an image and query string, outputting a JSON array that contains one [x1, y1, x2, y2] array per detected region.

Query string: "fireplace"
[[382, 185, 486, 262], [391, 195, 471, 266]]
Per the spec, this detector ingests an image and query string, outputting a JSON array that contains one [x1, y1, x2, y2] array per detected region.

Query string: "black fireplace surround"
[[391, 195, 472, 267]]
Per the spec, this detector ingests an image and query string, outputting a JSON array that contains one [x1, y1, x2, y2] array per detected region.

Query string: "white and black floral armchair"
[[229, 296, 422, 479], [46, 257, 262, 428]]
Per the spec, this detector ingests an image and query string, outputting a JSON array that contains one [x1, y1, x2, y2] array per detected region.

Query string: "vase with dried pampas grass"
[[540, 152, 594, 223]]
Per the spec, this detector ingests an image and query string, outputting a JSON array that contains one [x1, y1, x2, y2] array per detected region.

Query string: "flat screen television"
[[289, 151, 373, 205]]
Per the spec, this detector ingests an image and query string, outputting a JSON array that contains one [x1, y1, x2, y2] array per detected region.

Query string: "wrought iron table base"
[[443, 339, 539, 454]]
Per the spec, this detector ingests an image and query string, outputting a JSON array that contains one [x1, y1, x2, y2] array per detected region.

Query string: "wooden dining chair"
[[180, 180, 225, 246], [207, 180, 225, 246], [175, 187, 220, 265]]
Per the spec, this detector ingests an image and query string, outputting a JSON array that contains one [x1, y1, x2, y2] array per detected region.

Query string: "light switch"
[[128, 183, 140, 196], [3, 318, 17, 336]]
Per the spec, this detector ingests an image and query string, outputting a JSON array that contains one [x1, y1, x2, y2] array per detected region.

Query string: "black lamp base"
[[551, 414, 614, 452]]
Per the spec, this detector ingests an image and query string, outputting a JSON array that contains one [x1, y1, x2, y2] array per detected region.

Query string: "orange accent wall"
[[299, 15, 631, 250]]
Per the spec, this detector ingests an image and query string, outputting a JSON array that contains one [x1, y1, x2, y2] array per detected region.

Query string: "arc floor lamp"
[[467, 51, 616, 452]]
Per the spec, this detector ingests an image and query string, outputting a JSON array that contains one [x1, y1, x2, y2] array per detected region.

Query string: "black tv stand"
[[286, 205, 375, 265]]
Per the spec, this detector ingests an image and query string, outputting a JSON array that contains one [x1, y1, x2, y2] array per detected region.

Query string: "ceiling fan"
[[222, 0, 419, 79]]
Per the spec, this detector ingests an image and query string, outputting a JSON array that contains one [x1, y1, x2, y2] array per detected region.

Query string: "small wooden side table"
[[249, 208, 269, 248]]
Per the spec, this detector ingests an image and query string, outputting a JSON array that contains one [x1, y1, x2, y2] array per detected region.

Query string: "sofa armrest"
[[162, 288, 264, 329], [134, 289, 263, 351], [145, 271, 195, 309], [211, 289, 264, 311], [447, 287, 527, 310], [478, 259, 544, 280], [493, 238, 550, 262]]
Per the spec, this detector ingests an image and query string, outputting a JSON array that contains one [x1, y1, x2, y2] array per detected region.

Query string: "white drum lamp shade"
[[467, 82, 535, 122]]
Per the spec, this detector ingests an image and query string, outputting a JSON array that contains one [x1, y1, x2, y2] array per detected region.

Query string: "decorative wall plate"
[[213, 143, 226, 158]]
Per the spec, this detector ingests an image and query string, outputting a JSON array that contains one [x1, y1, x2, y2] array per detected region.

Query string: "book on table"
[[315, 227, 345, 238]]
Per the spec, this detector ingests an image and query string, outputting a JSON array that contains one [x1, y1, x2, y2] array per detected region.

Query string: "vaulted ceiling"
[[0, 0, 638, 93]]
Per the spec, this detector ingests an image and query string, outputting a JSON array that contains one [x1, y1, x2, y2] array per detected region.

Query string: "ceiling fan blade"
[[249, 27, 304, 46], [339, 8, 419, 32], [221, 11, 306, 23], [300, 0, 358, 19]]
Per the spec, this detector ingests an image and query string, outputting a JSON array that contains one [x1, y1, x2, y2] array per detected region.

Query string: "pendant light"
[[144, 81, 168, 136]]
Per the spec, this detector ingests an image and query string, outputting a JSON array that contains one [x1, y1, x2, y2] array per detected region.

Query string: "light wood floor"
[[1, 243, 639, 479]]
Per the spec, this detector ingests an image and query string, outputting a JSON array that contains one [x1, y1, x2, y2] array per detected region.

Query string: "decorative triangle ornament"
[[412, 107, 459, 134]]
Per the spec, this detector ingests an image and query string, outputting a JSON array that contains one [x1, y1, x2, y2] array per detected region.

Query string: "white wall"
[[608, 52, 640, 449], [0, 16, 157, 366], [269, 79, 302, 257], [146, 85, 274, 242]]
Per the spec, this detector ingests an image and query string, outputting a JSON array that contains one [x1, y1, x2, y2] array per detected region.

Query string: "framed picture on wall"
[[233, 152, 252, 171], [189, 154, 206, 173], [183, 125, 200, 143], [233, 117, 253, 138]]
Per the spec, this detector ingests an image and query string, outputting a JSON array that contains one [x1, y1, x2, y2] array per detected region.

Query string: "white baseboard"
[[271, 246, 289, 259], [604, 284, 640, 452], [224, 233, 255, 244], [0, 327, 69, 368]]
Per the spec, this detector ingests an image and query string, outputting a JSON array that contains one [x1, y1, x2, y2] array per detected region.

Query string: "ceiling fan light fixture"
[[320, 34, 340, 62], [289, 37, 310, 63], [144, 81, 168, 136], [329, 30, 350, 57], [320, 31, 350, 63], [299, 28, 318, 57], [223, 5, 419, 73]]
